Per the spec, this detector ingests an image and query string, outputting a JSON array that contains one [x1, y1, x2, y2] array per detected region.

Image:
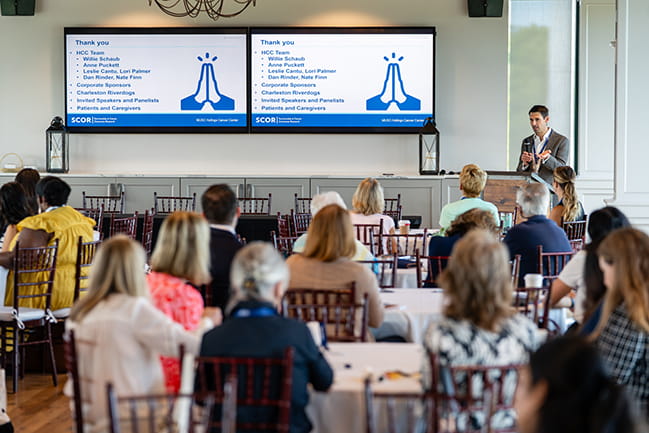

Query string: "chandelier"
[[148, 0, 256, 20]]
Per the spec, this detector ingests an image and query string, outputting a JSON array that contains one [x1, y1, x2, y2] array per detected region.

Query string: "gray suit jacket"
[[516, 130, 569, 184]]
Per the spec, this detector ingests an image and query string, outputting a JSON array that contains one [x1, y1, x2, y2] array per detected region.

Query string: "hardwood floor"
[[6, 373, 72, 433]]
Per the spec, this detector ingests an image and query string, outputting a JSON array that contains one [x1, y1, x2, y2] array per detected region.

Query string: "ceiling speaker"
[[467, 0, 503, 17]]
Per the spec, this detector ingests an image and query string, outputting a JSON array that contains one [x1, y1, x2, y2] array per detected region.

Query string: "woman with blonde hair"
[[65, 236, 220, 433], [349, 177, 396, 253], [286, 204, 384, 335], [147, 211, 213, 392], [591, 227, 649, 416], [549, 165, 585, 225]]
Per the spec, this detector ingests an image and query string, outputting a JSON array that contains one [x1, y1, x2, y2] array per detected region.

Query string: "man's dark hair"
[[202, 184, 238, 224], [529, 105, 549, 118], [35, 176, 71, 207]]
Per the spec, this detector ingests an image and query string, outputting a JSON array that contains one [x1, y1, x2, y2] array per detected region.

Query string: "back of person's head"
[[517, 336, 641, 433], [440, 229, 513, 331], [529, 105, 549, 118], [553, 166, 580, 222], [304, 204, 356, 262], [229, 242, 289, 308], [352, 177, 384, 215], [446, 208, 499, 237], [35, 176, 71, 207], [587, 207, 631, 246], [310, 191, 347, 215], [69, 235, 147, 322], [150, 211, 211, 286], [595, 227, 649, 334], [0, 182, 31, 226], [517, 183, 549, 218], [459, 164, 488, 198], [14, 168, 40, 214], [202, 184, 238, 225]]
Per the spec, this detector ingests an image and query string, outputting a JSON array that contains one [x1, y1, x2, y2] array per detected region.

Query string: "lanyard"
[[231, 306, 278, 318], [537, 130, 552, 154]]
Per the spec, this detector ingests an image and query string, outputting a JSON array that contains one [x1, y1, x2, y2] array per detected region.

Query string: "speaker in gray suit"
[[516, 105, 569, 184]]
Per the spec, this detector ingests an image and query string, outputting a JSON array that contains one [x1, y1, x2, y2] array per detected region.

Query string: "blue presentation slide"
[[250, 32, 434, 128], [66, 32, 248, 128]]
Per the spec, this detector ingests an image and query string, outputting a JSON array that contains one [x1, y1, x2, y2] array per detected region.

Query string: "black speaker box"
[[0, 0, 35, 16], [467, 0, 503, 17]]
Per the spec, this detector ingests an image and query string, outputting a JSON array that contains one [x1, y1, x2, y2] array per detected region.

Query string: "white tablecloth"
[[308, 343, 424, 433], [373, 289, 445, 343]]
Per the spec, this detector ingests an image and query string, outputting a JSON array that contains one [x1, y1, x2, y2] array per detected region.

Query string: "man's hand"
[[538, 149, 552, 162], [521, 151, 534, 164]]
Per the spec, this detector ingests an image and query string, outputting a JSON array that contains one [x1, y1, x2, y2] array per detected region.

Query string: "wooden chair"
[[510, 254, 521, 290], [281, 285, 369, 342], [194, 347, 294, 433], [428, 353, 524, 433], [276, 213, 292, 237], [364, 376, 434, 433], [354, 220, 384, 256], [75, 205, 104, 234], [562, 219, 587, 252], [82, 191, 125, 214], [498, 208, 518, 233], [536, 245, 574, 287], [294, 193, 312, 215], [415, 251, 450, 288], [383, 194, 402, 222], [142, 208, 155, 257], [153, 192, 197, 215], [64, 329, 85, 433], [358, 254, 398, 290], [514, 286, 553, 332], [109, 212, 139, 239], [270, 230, 299, 258], [239, 193, 272, 215], [106, 382, 214, 433], [291, 209, 312, 236], [0, 240, 59, 393], [382, 229, 429, 256]]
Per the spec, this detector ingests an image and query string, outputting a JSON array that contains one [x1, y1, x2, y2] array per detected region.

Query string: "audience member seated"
[[349, 177, 395, 253], [423, 230, 541, 430], [504, 183, 571, 287], [548, 166, 585, 226], [590, 227, 649, 417], [292, 191, 374, 262], [438, 164, 499, 234], [287, 204, 384, 330], [550, 206, 630, 327], [14, 167, 40, 216], [202, 184, 243, 311], [515, 336, 642, 433], [198, 242, 333, 433], [0, 182, 33, 253], [147, 211, 213, 393], [64, 236, 220, 433], [0, 176, 95, 309]]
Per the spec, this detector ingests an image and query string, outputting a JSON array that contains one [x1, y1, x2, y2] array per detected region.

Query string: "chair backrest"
[[357, 254, 398, 290], [294, 193, 312, 215], [428, 353, 524, 433], [106, 382, 214, 433], [291, 210, 312, 236], [11, 240, 59, 312], [364, 376, 434, 433], [75, 205, 104, 234], [276, 213, 292, 237], [194, 347, 294, 433], [513, 286, 556, 334], [354, 220, 384, 256], [415, 251, 450, 288], [75, 236, 102, 302], [382, 229, 429, 256], [142, 208, 155, 257], [239, 193, 272, 215], [536, 245, 573, 286], [153, 192, 197, 215], [82, 191, 125, 214], [498, 208, 518, 233], [109, 212, 139, 240], [510, 254, 521, 290], [64, 330, 85, 433], [562, 219, 587, 253], [270, 230, 299, 258], [383, 194, 402, 221], [281, 285, 369, 342]]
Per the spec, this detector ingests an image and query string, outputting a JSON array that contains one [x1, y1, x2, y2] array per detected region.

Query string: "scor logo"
[[70, 117, 92, 124], [255, 116, 277, 124]]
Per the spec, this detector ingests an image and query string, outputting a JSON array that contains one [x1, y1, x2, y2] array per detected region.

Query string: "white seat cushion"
[[52, 308, 71, 319], [0, 306, 46, 322]]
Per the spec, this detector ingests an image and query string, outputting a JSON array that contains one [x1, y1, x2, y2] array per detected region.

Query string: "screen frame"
[[64, 27, 250, 134], [249, 26, 436, 134]]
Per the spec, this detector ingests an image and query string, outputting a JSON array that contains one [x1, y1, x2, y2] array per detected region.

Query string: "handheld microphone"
[[522, 138, 533, 154]]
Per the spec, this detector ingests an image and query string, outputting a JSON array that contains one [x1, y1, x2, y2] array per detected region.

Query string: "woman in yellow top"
[[0, 176, 95, 310]]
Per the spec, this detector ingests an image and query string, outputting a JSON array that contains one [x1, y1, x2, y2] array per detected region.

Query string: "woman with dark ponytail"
[[515, 336, 644, 433], [549, 165, 585, 226]]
